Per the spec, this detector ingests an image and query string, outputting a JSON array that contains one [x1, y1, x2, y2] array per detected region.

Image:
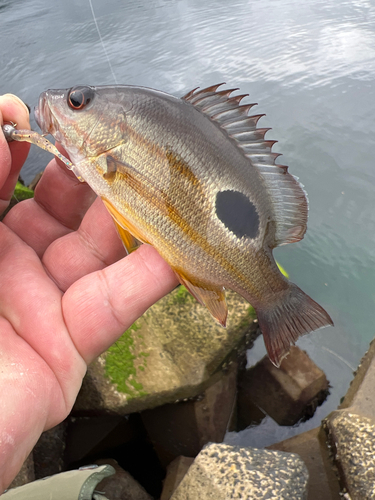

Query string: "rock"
[[95, 459, 153, 500], [33, 422, 67, 479], [268, 427, 341, 499], [170, 442, 309, 500], [74, 288, 258, 415], [340, 337, 375, 420], [324, 338, 375, 499], [160, 457, 194, 500], [237, 346, 329, 427], [8, 453, 35, 489], [324, 410, 375, 500], [141, 360, 238, 466], [317, 338, 375, 499]]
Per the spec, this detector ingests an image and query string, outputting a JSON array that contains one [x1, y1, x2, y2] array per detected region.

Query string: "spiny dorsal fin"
[[182, 84, 308, 246]]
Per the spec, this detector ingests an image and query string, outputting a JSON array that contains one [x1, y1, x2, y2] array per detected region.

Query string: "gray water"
[[1, 0, 374, 445]]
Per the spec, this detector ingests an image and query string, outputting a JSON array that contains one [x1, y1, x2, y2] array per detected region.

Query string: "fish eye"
[[68, 86, 95, 110]]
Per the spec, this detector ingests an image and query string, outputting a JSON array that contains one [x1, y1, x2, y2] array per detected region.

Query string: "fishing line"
[[321, 346, 356, 372], [88, 0, 118, 84]]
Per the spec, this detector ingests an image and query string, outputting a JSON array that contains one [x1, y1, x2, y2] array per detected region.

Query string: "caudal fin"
[[257, 284, 333, 367]]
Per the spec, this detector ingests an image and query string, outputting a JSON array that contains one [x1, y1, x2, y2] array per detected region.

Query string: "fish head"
[[34, 85, 132, 164]]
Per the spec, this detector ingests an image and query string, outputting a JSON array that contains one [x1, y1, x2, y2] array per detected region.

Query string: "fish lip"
[[34, 91, 64, 138], [34, 92, 51, 135]]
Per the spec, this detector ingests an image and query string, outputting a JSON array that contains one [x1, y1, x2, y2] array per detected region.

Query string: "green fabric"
[[2, 464, 115, 500]]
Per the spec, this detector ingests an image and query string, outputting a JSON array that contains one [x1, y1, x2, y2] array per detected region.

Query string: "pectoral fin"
[[113, 218, 141, 254], [176, 273, 228, 327]]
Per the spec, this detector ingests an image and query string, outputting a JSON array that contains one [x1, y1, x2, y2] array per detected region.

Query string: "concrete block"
[[73, 289, 258, 416], [340, 338, 375, 420], [324, 410, 375, 500], [171, 443, 309, 500], [237, 346, 329, 426], [95, 459, 153, 500], [141, 361, 237, 466], [268, 427, 341, 499], [161, 456, 194, 500]]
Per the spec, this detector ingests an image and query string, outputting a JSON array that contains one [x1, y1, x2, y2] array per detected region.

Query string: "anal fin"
[[176, 272, 228, 327]]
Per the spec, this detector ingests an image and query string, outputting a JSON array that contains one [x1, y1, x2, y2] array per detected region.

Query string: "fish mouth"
[[34, 91, 69, 148], [34, 92, 55, 135]]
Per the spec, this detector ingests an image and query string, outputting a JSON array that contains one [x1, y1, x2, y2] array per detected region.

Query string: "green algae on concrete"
[[105, 322, 148, 398], [75, 286, 259, 415]]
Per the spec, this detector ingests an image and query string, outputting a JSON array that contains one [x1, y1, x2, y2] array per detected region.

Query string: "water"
[[1, 0, 374, 445]]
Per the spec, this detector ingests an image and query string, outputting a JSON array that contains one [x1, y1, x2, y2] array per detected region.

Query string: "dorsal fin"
[[182, 84, 308, 246]]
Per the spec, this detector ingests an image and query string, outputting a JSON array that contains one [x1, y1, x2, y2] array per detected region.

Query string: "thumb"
[[0, 94, 31, 212]]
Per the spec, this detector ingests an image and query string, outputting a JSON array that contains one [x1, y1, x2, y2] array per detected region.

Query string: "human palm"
[[0, 95, 178, 490]]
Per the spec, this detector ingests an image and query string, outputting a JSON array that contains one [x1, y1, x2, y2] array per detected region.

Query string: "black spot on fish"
[[215, 190, 259, 239]]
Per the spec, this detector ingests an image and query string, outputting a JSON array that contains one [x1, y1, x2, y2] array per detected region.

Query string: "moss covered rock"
[[74, 287, 259, 415]]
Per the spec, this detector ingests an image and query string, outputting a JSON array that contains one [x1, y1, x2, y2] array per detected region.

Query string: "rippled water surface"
[[2, 0, 375, 444]]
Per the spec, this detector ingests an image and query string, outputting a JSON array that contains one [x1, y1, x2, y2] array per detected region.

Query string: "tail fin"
[[257, 284, 333, 367]]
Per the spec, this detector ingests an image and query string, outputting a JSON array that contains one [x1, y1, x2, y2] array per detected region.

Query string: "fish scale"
[[34, 83, 333, 366]]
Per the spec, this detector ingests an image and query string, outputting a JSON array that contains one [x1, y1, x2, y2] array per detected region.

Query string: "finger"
[[4, 147, 96, 257], [0, 95, 30, 212], [42, 197, 126, 291], [34, 142, 96, 230], [3, 195, 73, 258], [63, 244, 179, 364]]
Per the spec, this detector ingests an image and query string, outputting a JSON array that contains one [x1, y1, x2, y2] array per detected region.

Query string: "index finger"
[[4, 147, 96, 257]]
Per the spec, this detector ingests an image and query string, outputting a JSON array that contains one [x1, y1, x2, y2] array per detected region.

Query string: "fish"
[[34, 83, 333, 366]]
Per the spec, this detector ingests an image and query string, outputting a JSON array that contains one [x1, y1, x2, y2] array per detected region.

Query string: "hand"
[[0, 94, 178, 490]]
